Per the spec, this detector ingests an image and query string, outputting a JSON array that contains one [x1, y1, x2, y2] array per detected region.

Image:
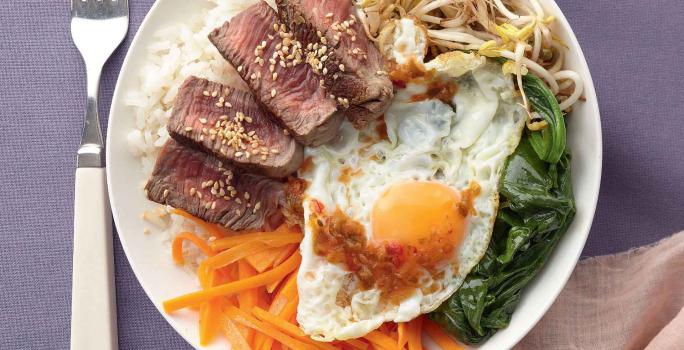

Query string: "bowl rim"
[[106, 0, 602, 348]]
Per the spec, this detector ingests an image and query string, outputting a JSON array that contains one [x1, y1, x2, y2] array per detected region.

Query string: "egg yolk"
[[371, 181, 466, 250]]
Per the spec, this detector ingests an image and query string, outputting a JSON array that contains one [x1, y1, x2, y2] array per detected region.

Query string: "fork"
[[70, 1, 128, 349]]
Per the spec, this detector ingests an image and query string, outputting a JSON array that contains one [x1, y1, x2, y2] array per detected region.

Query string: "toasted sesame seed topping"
[[235, 151, 243, 157], [190, 188, 196, 196], [211, 91, 218, 97], [237, 65, 243, 72], [184, 126, 193, 132], [244, 192, 250, 200], [339, 64, 345, 71], [271, 89, 277, 97], [272, 72, 278, 81], [211, 201, 216, 210], [325, 12, 333, 18], [202, 90, 210, 96], [199, 118, 207, 124]]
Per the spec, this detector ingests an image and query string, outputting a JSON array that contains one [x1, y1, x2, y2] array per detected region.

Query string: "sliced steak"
[[276, 0, 393, 128], [208, 2, 344, 146], [146, 139, 284, 231], [168, 76, 303, 178]]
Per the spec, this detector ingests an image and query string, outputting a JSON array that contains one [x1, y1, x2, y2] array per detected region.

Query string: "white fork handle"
[[71, 168, 118, 350]]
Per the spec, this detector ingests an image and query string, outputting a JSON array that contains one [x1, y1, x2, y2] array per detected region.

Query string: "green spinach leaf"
[[523, 74, 566, 164]]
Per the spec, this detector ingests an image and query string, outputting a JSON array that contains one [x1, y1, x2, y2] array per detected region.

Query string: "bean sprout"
[[355, 0, 585, 118]]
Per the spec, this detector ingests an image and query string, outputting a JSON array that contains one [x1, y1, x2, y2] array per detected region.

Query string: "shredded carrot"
[[397, 322, 409, 348], [237, 261, 259, 345], [220, 313, 253, 350], [272, 244, 299, 266], [163, 252, 301, 312], [172, 209, 234, 238], [364, 330, 399, 350], [343, 338, 370, 350], [198, 241, 269, 287], [407, 317, 423, 350], [224, 305, 319, 350], [211, 231, 303, 251], [252, 307, 340, 350], [245, 246, 282, 273], [423, 318, 464, 350], [199, 299, 222, 346], [171, 232, 215, 265]]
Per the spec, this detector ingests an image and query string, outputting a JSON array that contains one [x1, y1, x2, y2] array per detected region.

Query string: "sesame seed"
[[235, 152, 243, 157], [190, 188, 196, 195], [237, 65, 243, 72], [325, 12, 333, 18], [197, 192, 203, 199], [271, 149, 280, 154], [245, 152, 251, 159], [202, 90, 210, 96], [339, 64, 345, 71], [250, 73, 257, 80], [225, 102, 232, 108], [261, 155, 268, 160], [272, 72, 278, 81], [322, 67, 328, 75], [248, 130, 256, 136], [244, 192, 250, 200], [211, 91, 218, 97], [163, 189, 169, 198], [255, 202, 261, 211], [184, 126, 193, 132], [205, 202, 211, 209], [236, 198, 242, 204], [271, 89, 277, 97], [235, 209, 241, 215], [199, 118, 207, 124], [245, 116, 253, 123], [211, 201, 216, 210]]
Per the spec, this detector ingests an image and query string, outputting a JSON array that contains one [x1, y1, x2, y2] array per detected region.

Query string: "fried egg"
[[296, 20, 526, 341]]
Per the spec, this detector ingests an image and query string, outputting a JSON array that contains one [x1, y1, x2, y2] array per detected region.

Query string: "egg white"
[[296, 21, 526, 342]]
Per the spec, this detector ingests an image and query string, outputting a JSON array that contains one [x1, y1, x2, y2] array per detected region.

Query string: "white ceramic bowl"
[[107, 1, 602, 348]]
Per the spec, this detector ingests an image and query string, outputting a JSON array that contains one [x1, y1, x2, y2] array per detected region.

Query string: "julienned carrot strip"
[[199, 299, 222, 346], [211, 232, 303, 251], [172, 209, 233, 238], [269, 272, 298, 315], [238, 261, 258, 345], [252, 307, 340, 350], [246, 246, 282, 273], [220, 313, 253, 350], [273, 244, 299, 266], [364, 331, 399, 350], [197, 241, 268, 284], [171, 232, 215, 265], [407, 318, 423, 350], [423, 318, 464, 350], [225, 305, 319, 350], [163, 252, 301, 313], [343, 338, 369, 350], [397, 322, 409, 348]]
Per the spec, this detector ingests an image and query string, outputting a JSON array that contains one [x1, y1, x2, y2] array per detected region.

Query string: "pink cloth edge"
[[515, 231, 684, 350]]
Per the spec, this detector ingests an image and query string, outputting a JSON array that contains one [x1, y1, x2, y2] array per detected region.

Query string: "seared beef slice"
[[276, 0, 393, 128], [209, 2, 344, 146], [168, 76, 303, 178], [146, 140, 284, 231]]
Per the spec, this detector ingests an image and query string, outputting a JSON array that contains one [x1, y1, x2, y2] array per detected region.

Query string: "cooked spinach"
[[524, 73, 567, 164], [429, 73, 575, 344]]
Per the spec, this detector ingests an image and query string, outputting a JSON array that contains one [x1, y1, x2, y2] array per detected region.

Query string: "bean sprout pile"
[[356, 0, 584, 123]]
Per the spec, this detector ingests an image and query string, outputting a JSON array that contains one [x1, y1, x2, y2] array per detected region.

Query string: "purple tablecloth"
[[1, 1, 683, 349]]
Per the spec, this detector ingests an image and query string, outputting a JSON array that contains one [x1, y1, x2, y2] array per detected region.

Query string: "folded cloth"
[[515, 231, 684, 350]]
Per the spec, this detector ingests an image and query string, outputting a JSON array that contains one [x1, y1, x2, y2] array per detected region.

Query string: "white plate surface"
[[107, 1, 602, 348]]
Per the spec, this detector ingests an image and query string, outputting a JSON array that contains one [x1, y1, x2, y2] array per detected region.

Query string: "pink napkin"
[[515, 231, 684, 349]]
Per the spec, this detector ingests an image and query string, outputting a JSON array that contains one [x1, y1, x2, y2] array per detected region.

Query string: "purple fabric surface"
[[0, 0, 683, 349]]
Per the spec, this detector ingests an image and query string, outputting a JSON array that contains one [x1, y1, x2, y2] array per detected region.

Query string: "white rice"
[[126, 0, 274, 269]]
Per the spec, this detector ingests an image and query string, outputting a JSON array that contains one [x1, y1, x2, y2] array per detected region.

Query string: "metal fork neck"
[[77, 60, 105, 168]]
